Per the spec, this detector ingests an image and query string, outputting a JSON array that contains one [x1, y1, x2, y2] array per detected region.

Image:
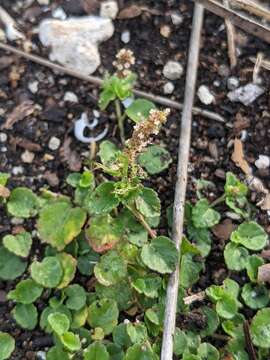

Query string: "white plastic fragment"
[[197, 85, 215, 105], [255, 155, 270, 170], [227, 83, 265, 106], [74, 112, 108, 143]]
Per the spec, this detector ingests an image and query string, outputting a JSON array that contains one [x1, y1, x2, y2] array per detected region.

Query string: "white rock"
[[21, 150, 35, 163], [28, 80, 39, 94], [37, 0, 50, 4], [255, 155, 270, 170], [39, 16, 114, 75], [100, 1, 119, 19], [52, 7, 67, 20], [0, 132, 7, 143], [63, 91, 78, 103], [0, 28, 6, 42], [93, 110, 100, 118], [12, 166, 24, 175], [227, 83, 265, 106], [227, 77, 239, 90], [171, 12, 183, 26], [197, 85, 215, 105], [36, 351, 46, 360], [163, 61, 183, 80], [48, 136, 61, 150], [121, 30, 130, 44], [163, 82, 175, 95]]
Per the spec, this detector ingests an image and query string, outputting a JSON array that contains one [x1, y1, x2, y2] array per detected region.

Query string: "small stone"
[[163, 82, 175, 94], [227, 77, 239, 90], [93, 109, 100, 118], [0, 290, 7, 303], [63, 91, 78, 103], [52, 7, 67, 20], [37, 0, 50, 4], [36, 351, 46, 360], [255, 155, 270, 170], [171, 11, 183, 26], [163, 61, 183, 80], [227, 83, 265, 106], [218, 64, 230, 77], [100, 1, 118, 19], [12, 166, 24, 175], [11, 217, 24, 225], [197, 85, 215, 105], [48, 136, 61, 151], [160, 25, 171, 38], [44, 171, 59, 187], [28, 81, 39, 94], [21, 150, 35, 164], [121, 30, 130, 44], [0, 132, 7, 142]]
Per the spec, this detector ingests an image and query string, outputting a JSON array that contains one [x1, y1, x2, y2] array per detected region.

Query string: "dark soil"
[[0, 0, 270, 359]]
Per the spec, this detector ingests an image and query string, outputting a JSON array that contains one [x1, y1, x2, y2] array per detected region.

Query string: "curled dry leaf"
[[10, 136, 41, 152], [257, 193, 270, 210], [118, 4, 142, 19], [258, 263, 270, 283], [2, 100, 35, 130], [231, 138, 251, 175], [246, 175, 269, 195], [212, 218, 237, 241], [0, 184, 10, 198], [59, 137, 82, 172]]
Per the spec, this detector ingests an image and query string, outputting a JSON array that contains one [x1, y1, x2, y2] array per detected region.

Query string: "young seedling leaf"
[[94, 250, 127, 286], [48, 312, 70, 335], [0, 246, 27, 280], [96, 280, 133, 311], [192, 199, 220, 228], [77, 250, 100, 276], [224, 242, 249, 271], [71, 306, 88, 329], [87, 299, 119, 335], [7, 187, 39, 218], [12, 303, 38, 330], [84, 342, 110, 360], [65, 284, 86, 311], [246, 255, 264, 283], [173, 328, 188, 356], [250, 308, 270, 348], [241, 283, 269, 309], [3, 232, 32, 258], [231, 221, 268, 251], [37, 201, 87, 251], [0, 332, 15, 360], [98, 140, 120, 167], [141, 236, 178, 274], [31, 256, 63, 288], [126, 323, 148, 344], [135, 187, 161, 219], [56, 252, 77, 289], [200, 306, 220, 337], [131, 276, 162, 298], [60, 331, 81, 352], [46, 346, 70, 360], [7, 279, 43, 304], [40, 305, 72, 333], [87, 182, 119, 215], [138, 145, 172, 175], [180, 253, 203, 288], [125, 99, 156, 123], [113, 323, 132, 349], [0, 172, 10, 186], [124, 343, 159, 360], [198, 343, 220, 360]]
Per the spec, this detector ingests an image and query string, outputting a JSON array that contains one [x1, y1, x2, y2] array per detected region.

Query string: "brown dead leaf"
[[212, 219, 237, 241], [257, 193, 270, 210], [258, 263, 270, 283], [60, 137, 82, 172], [231, 138, 251, 175], [0, 185, 10, 199], [10, 136, 41, 152], [44, 171, 59, 187], [118, 4, 142, 19], [233, 113, 250, 134], [2, 100, 35, 130], [12, 226, 26, 235]]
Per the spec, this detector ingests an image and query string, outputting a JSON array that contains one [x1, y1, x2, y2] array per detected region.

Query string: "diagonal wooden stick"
[[223, 0, 237, 68], [230, 0, 270, 22], [161, 4, 205, 359]]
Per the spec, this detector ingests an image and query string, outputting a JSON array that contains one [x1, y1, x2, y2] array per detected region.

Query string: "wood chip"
[[118, 4, 142, 19], [0, 185, 10, 198], [44, 171, 59, 187], [59, 137, 82, 172], [2, 100, 35, 130], [10, 136, 42, 152], [212, 219, 236, 241], [258, 264, 270, 283], [231, 138, 251, 175], [257, 193, 270, 210]]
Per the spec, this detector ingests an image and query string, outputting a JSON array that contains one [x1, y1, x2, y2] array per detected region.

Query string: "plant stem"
[[125, 205, 156, 239], [210, 193, 226, 208], [115, 99, 126, 145]]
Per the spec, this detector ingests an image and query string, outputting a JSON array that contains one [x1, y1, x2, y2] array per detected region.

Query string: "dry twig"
[[0, 6, 25, 41], [183, 291, 205, 305], [230, 0, 270, 22], [161, 4, 205, 360], [252, 52, 263, 83], [243, 320, 257, 360], [223, 0, 237, 68]]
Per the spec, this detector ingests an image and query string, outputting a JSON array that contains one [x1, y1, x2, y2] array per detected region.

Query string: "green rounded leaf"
[[222, 313, 245, 338], [8, 279, 42, 304], [251, 308, 270, 348], [0, 246, 27, 280], [31, 256, 63, 288], [126, 323, 148, 344], [125, 99, 156, 123], [77, 250, 100, 276], [56, 252, 77, 289], [40, 305, 72, 333], [138, 145, 172, 175], [65, 284, 86, 310], [113, 324, 132, 349], [246, 255, 264, 283], [216, 295, 239, 319], [231, 221, 268, 251], [224, 243, 249, 271], [88, 299, 119, 335], [7, 187, 39, 218], [94, 251, 127, 286], [12, 303, 38, 330], [46, 346, 70, 360], [192, 199, 220, 228], [200, 306, 219, 337], [38, 201, 87, 251], [135, 187, 161, 219], [98, 141, 120, 167], [0, 172, 10, 186], [48, 312, 70, 335], [180, 254, 203, 288], [131, 276, 162, 299], [87, 182, 119, 215], [84, 342, 110, 360], [0, 332, 15, 360], [71, 306, 88, 329], [141, 236, 178, 274], [124, 343, 158, 360], [96, 280, 133, 311], [60, 331, 81, 352], [173, 328, 188, 356], [198, 343, 220, 360], [3, 232, 32, 258], [241, 283, 269, 309]]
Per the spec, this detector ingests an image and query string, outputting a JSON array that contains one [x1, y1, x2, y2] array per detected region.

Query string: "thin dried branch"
[[250, 55, 270, 72], [0, 6, 25, 41], [252, 52, 263, 83], [223, 0, 237, 68], [183, 291, 205, 305], [243, 320, 257, 360], [230, 0, 270, 22]]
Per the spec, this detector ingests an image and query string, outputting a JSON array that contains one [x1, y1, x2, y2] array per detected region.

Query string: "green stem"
[[210, 193, 226, 208], [125, 204, 156, 239], [115, 99, 126, 145]]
